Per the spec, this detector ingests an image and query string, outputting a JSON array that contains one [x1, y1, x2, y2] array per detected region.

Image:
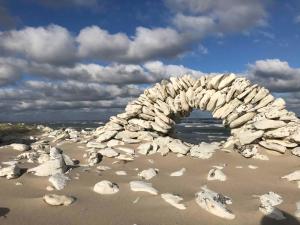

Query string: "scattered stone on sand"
[[257, 192, 285, 220], [137, 143, 152, 155], [93, 180, 119, 194], [190, 142, 219, 159], [86, 141, 106, 149], [10, 143, 30, 151], [115, 171, 127, 176], [170, 168, 186, 177], [97, 165, 111, 171], [248, 165, 258, 169], [27, 147, 67, 176], [133, 197, 140, 204], [295, 201, 300, 218], [46, 185, 55, 191], [43, 194, 75, 206], [129, 181, 158, 195], [167, 139, 190, 155], [0, 164, 21, 179], [235, 166, 243, 169], [15, 182, 23, 186], [116, 146, 135, 155], [98, 148, 119, 158], [48, 173, 70, 190], [282, 170, 300, 188], [161, 193, 186, 210], [207, 168, 227, 181], [116, 154, 134, 161], [195, 186, 235, 220], [138, 168, 158, 180], [291, 147, 300, 157], [87, 151, 101, 166]]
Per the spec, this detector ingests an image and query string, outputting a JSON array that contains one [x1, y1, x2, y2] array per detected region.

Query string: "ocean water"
[[34, 118, 230, 143]]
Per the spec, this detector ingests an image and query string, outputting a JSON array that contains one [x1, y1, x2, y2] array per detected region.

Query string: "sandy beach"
[[1, 138, 300, 225]]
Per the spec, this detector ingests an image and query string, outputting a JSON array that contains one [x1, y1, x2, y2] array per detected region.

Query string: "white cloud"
[[248, 59, 300, 92], [166, 0, 268, 34], [77, 26, 130, 60], [77, 26, 191, 63], [0, 25, 76, 65]]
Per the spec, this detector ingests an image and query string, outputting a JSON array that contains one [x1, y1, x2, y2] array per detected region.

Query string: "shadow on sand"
[[0, 207, 10, 218], [261, 209, 300, 225]]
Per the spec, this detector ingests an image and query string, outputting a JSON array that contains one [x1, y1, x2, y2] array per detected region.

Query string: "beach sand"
[[1, 140, 300, 225]]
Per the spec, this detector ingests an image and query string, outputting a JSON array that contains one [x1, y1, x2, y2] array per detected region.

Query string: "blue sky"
[[0, 0, 300, 121]]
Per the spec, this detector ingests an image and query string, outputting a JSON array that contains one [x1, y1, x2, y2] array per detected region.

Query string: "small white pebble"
[[133, 197, 140, 204], [235, 166, 243, 169], [248, 165, 258, 169], [46, 185, 55, 191], [170, 168, 186, 177], [15, 182, 23, 186], [115, 171, 127, 176]]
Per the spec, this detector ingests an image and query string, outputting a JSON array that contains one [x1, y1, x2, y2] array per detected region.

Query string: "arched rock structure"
[[96, 74, 300, 156]]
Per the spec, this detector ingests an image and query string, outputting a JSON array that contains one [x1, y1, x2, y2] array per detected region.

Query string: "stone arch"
[[97, 74, 300, 156]]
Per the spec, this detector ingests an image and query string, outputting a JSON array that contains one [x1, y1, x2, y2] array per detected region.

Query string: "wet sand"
[[1, 141, 300, 225]]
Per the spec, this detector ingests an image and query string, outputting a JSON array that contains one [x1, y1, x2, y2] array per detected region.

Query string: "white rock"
[[137, 143, 152, 155], [98, 148, 119, 158], [27, 147, 67, 176], [207, 168, 227, 181], [161, 193, 186, 210], [97, 165, 111, 171], [253, 119, 286, 130], [46, 186, 54, 191], [248, 165, 258, 169], [93, 180, 119, 194], [291, 147, 300, 157], [167, 139, 190, 155], [49, 173, 70, 190], [282, 170, 300, 181], [240, 145, 258, 158], [116, 154, 134, 161], [237, 130, 264, 145], [129, 181, 158, 195], [86, 141, 106, 149], [10, 143, 30, 151], [138, 168, 158, 180], [229, 112, 256, 128], [96, 130, 118, 142], [106, 139, 124, 147], [87, 151, 101, 166], [43, 194, 75, 206], [115, 171, 127, 176], [0, 165, 21, 179], [195, 186, 235, 220], [259, 141, 286, 154], [116, 146, 135, 155], [258, 192, 285, 220], [170, 168, 186, 177], [190, 142, 219, 159], [295, 201, 300, 218]]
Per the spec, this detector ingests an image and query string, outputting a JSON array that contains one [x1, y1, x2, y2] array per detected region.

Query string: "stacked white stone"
[[93, 74, 300, 157]]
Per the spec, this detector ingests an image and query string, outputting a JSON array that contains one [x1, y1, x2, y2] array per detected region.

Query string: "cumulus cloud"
[[0, 79, 142, 113], [248, 59, 300, 92], [0, 56, 204, 85], [77, 26, 192, 63], [166, 0, 267, 34], [0, 25, 76, 65]]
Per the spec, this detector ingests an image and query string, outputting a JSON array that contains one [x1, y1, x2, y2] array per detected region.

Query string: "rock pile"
[[90, 74, 300, 157]]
